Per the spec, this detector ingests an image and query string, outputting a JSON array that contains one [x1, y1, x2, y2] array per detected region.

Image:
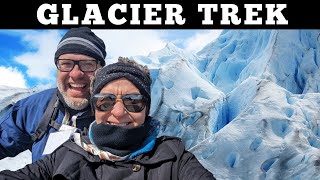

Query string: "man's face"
[[57, 53, 99, 110]]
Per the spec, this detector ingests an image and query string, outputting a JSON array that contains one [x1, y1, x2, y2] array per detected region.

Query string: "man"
[[0, 27, 107, 162]]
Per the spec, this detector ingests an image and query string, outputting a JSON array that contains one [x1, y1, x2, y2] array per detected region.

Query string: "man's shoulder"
[[29, 88, 57, 98], [20, 88, 57, 104], [12, 88, 58, 112]]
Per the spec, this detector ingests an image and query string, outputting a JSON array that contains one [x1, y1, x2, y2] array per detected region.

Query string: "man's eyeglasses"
[[56, 59, 98, 72], [92, 94, 147, 113]]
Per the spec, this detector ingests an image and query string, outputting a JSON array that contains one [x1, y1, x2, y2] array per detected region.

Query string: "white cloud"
[[184, 30, 223, 53], [14, 30, 61, 81], [93, 30, 167, 60], [0, 66, 27, 88]]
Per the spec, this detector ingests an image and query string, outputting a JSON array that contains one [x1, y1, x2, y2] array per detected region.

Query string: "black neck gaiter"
[[89, 121, 149, 156]]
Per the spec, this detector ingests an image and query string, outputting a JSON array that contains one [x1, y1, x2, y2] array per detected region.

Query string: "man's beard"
[[57, 83, 90, 110]]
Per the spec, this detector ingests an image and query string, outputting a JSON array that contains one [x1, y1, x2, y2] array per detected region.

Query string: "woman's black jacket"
[[0, 136, 215, 180]]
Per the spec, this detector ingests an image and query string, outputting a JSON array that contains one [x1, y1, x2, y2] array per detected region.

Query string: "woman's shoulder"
[[157, 136, 184, 144], [58, 138, 100, 162], [155, 136, 186, 155]]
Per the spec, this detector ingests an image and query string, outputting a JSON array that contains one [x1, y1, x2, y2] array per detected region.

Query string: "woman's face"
[[94, 78, 147, 128]]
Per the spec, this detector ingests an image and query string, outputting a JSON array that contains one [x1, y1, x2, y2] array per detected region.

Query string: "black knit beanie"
[[55, 27, 106, 66], [91, 58, 152, 113]]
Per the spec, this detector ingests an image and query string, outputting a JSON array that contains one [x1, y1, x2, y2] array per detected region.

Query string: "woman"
[[0, 57, 215, 180]]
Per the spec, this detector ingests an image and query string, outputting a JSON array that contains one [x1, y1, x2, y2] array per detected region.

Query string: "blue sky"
[[0, 29, 222, 88]]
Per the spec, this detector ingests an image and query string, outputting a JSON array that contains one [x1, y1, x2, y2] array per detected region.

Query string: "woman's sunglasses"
[[92, 93, 147, 113]]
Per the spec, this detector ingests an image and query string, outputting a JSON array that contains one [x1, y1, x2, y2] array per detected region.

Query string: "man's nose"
[[69, 64, 84, 77]]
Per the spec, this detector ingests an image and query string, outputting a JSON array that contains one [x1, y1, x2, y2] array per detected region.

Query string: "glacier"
[[0, 30, 320, 179]]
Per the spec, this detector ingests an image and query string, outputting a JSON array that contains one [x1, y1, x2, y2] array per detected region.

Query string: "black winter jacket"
[[0, 136, 215, 180]]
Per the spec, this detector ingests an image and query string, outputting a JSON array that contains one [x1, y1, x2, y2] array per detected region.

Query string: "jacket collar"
[[62, 136, 177, 165]]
